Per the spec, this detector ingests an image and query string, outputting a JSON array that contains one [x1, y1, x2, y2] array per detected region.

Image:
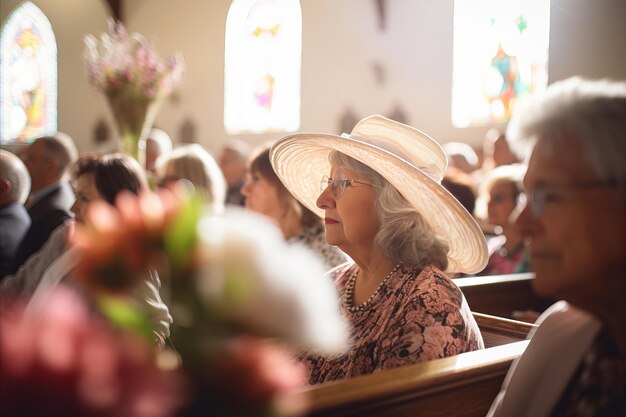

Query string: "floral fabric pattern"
[[300, 263, 484, 384], [287, 225, 349, 270]]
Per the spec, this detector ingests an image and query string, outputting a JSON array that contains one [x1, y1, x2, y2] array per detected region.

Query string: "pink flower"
[[83, 18, 185, 99], [0, 288, 186, 417]]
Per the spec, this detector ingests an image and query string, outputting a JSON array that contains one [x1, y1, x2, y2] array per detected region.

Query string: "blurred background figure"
[[156, 144, 227, 213], [0, 153, 172, 344], [15, 132, 77, 269], [143, 127, 173, 175], [0, 150, 31, 279], [476, 164, 529, 275], [218, 139, 250, 206], [443, 141, 480, 175], [479, 128, 520, 174], [242, 144, 348, 270]]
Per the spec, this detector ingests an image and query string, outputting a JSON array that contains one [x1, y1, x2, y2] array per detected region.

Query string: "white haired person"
[[271, 115, 488, 384], [487, 78, 626, 417], [0, 150, 31, 278], [156, 144, 227, 213]]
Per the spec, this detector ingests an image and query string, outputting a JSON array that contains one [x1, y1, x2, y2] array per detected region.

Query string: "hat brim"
[[271, 133, 488, 274]]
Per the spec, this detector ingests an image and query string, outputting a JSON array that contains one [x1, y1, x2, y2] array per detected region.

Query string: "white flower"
[[195, 208, 350, 355]]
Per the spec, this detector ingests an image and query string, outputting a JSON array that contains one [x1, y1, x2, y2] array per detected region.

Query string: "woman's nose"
[[316, 186, 335, 210], [241, 180, 252, 197], [70, 200, 80, 221]]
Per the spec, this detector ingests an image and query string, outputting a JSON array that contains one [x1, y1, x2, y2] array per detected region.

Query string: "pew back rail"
[[454, 273, 553, 319]]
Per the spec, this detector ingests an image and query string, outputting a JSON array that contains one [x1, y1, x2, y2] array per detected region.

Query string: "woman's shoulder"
[[533, 301, 601, 339], [412, 265, 460, 291], [402, 265, 464, 310]]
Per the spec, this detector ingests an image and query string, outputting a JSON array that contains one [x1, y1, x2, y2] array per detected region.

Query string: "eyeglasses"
[[525, 179, 624, 215], [320, 172, 374, 198]]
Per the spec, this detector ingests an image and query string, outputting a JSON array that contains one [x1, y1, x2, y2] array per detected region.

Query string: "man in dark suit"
[[14, 133, 78, 269], [0, 150, 32, 279], [218, 139, 250, 206]]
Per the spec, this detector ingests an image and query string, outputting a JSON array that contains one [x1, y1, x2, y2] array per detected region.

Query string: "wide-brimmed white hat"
[[270, 115, 488, 274]]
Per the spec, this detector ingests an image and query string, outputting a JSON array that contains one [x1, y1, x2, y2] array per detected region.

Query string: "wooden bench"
[[454, 273, 553, 319], [296, 313, 535, 417]]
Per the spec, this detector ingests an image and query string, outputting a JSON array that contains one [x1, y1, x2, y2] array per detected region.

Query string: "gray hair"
[[506, 77, 626, 185], [329, 151, 449, 270], [0, 150, 31, 204], [156, 144, 227, 212]]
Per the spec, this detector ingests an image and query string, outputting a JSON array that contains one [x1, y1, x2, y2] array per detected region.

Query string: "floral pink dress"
[[301, 263, 484, 385]]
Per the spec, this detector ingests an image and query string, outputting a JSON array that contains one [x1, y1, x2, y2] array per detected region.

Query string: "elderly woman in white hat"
[[271, 115, 488, 384]]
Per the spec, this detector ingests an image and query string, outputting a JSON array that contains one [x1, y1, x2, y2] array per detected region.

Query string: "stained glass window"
[[1, 2, 57, 143], [224, 0, 301, 135], [452, 0, 550, 127]]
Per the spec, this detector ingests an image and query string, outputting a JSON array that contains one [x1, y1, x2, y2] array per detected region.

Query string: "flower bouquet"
[[0, 187, 349, 417], [83, 19, 184, 162]]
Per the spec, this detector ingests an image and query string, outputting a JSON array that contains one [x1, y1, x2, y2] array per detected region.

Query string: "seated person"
[[218, 139, 250, 206], [0, 153, 172, 344], [143, 128, 173, 174], [0, 150, 31, 279], [271, 115, 487, 384], [242, 144, 348, 270], [477, 164, 530, 275], [487, 77, 626, 416], [156, 144, 227, 213], [15, 132, 78, 269], [473, 128, 521, 185]]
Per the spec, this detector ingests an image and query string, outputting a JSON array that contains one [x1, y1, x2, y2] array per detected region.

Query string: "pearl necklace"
[[343, 263, 402, 313]]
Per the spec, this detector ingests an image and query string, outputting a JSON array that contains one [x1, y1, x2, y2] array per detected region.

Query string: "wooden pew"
[[297, 313, 535, 417], [473, 312, 535, 348], [454, 273, 553, 319]]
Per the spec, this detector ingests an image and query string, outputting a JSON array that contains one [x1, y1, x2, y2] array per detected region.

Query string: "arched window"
[[1, 1, 57, 143], [224, 0, 301, 135], [451, 0, 550, 127]]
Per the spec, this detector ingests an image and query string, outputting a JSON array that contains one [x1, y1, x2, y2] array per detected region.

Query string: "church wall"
[[2, 0, 625, 154]]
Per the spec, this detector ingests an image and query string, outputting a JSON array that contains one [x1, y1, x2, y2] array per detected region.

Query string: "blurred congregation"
[[0, 1, 625, 417]]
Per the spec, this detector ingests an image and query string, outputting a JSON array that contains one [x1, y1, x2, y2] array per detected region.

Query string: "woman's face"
[[316, 166, 379, 255], [487, 181, 517, 226], [71, 173, 102, 223], [241, 170, 284, 221]]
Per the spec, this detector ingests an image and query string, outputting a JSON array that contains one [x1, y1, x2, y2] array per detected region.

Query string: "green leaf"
[[164, 194, 203, 270], [97, 294, 154, 342]]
